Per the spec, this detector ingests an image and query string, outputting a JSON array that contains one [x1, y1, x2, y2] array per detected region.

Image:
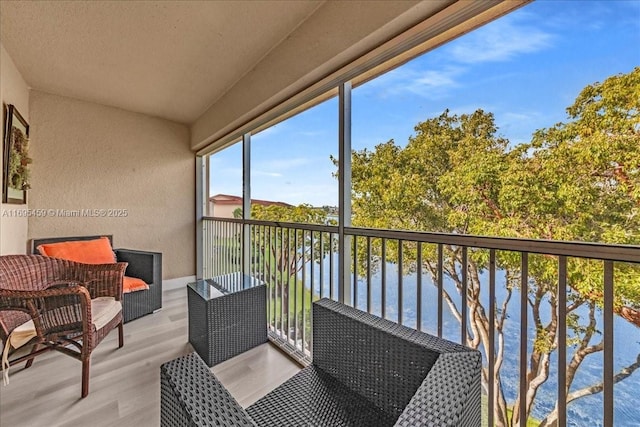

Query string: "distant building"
[[208, 194, 292, 218]]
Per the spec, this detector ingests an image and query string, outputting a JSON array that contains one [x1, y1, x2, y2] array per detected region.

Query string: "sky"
[[209, 0, 640, 207]]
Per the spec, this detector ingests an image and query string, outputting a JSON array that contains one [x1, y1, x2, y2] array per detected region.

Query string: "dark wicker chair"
[[160, 298, 482, 427], [31, 235, 162, 323], [0, 255, 126, 398]]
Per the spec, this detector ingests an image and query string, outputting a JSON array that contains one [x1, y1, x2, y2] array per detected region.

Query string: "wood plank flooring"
[[0, 285, 300, 427]]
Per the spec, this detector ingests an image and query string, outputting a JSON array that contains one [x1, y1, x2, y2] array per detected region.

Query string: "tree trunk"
[[429, 255, 511, 426]]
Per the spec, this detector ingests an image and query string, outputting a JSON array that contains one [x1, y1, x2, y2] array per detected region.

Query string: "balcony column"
[[196, 155, 206, 279], [242, 132, 252, 277], [338, 82, 352, 305]]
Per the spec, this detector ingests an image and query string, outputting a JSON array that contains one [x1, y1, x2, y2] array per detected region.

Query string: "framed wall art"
[[3, 104, 31, 204]]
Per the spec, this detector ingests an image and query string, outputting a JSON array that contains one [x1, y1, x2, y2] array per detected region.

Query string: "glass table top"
[[187, 274, 260, 301]]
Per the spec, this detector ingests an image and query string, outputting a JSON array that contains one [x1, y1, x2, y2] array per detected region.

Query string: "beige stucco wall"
[[28, 91, 194, 279], [0, 43, 30, 254], [210, 203, 239, 219]]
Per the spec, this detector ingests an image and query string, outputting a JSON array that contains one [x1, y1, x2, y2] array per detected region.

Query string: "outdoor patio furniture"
[[0, 254, 126, 398], [160, 298, 482, 426], [31, 235, 162, 323], [188, 276, 267, 367]]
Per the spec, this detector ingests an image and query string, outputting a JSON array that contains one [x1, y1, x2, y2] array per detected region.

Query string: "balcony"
[[203, 216, 640, 426], [2, 219, 637, 426], [1, 1, 638, 426]]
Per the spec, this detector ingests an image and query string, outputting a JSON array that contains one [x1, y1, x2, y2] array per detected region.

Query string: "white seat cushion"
[[91, 297, 122, 330]]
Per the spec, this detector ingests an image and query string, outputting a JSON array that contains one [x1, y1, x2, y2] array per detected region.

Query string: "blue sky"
[[210, 0, 640, 207]]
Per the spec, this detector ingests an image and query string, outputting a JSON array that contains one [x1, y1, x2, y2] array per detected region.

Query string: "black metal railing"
[[203, 216, 640, 426]]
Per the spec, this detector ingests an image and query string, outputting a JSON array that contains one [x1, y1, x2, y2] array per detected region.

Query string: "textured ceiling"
[[0, 1, 323, 124]]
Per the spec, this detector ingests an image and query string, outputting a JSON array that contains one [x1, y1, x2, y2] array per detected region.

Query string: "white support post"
[[242, 133, 252, 277], [338, 82, 352, 305], [204, 155, 211, 216], [196, 155, 205, 280]]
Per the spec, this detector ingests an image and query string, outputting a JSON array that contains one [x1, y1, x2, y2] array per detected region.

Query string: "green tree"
[[348, 67, 640, 426]]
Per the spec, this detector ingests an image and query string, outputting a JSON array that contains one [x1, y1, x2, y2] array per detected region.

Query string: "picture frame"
[[3, 104, 29, 204]]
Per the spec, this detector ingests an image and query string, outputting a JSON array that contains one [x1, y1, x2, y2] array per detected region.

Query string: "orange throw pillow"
[[123, 276, 149, 293], [37, 237, 116, 264]]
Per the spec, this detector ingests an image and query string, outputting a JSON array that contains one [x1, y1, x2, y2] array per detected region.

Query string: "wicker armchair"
[[0, 255, 127, 398], [160, 298, 482, 427], [31, 235, 162, 323]]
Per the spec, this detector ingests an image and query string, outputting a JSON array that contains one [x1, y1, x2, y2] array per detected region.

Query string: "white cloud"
[[404, 68, 461, 94], [296, 130, 324, 137], [254, 122, 286, 137], [498, 110, 553, 145], [216, 166, 242, 177], [354, 10, 556, 105], [364, 66, 464, 99], [358, 13, 554, 101], [248, 157, 314, 181], [502, 111, 539, 123], [541, 2, 639, 33], [452, 103, 495, 115], [253, 170, 282, 177], [258, 182, 338, 207], [257, 157, 311, 171], [446, 18, 553, 64]]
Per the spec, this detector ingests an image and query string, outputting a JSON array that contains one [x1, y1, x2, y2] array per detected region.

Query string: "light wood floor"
[[0, 285, 301, 427]]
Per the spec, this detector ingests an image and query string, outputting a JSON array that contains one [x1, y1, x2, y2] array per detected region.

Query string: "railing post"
[[603, 261, 614, 426], [557, 256, 567, 427], [338, 81, 352, 305], [519, 252, 529, 427], [242, 133, 252, 278]]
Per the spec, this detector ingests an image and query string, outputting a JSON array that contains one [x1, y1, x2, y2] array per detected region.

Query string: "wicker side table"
[[188, 277, 267, 367]]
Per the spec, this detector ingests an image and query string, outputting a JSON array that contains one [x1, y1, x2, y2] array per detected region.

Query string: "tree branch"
[[567, 352, 640, 402], [480, 188, 504, 220], [497, 287, 513, 331], [541, 353, 640, 426], [566, 302, 600, 391]]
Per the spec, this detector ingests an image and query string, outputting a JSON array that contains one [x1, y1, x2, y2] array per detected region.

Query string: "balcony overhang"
[[192, 0, 530, 154]]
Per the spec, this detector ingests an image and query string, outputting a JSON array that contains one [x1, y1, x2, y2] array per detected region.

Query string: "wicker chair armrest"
[[46, 280, 86, 289], [0, 285, 92, 336], [73, 262, 127, 301], [394, 351, 482, 427], [160, 353, 256, 427]]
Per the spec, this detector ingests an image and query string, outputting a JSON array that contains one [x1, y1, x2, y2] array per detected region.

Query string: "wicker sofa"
[[160, 298, 481, 427], [31, 235, 162, 323]]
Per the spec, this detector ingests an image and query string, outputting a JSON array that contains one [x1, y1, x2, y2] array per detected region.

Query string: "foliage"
[[348, 67, 640, 426], [252, 203, 329, 225], [8, 127, 32, 190]]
